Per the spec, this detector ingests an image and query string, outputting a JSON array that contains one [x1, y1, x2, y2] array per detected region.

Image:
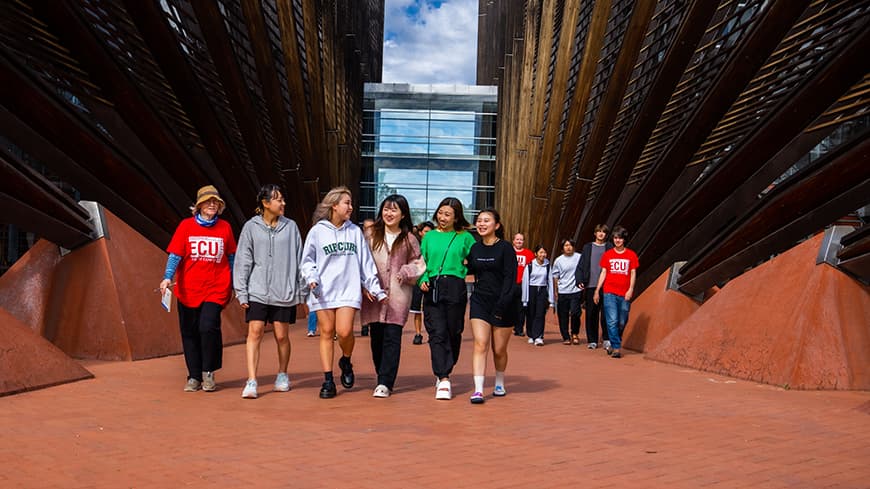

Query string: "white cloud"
[[382, 0, 478, 85]]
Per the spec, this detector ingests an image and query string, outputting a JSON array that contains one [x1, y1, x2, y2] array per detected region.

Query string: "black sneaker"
[[319, 380, 337, 398], [412, 334, 423, 345], [338, 356, 355, 388], [611, 351, 622, 359], [361, 324, 369, 336]]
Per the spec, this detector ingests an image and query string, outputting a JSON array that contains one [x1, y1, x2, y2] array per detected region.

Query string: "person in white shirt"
[[521, 245, 554, 346], [301, 186, 386, 399]]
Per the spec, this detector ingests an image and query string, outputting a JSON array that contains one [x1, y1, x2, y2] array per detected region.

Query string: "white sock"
[[474, 375, 485, 393], [495, 371, 505, 388]]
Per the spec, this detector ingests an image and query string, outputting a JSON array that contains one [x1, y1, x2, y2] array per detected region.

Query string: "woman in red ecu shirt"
[[159, 185, 237, 392]]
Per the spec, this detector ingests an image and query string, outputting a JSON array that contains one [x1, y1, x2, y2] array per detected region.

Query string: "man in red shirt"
[[592, 226, 638, 359], [512, 233, 535, 337]]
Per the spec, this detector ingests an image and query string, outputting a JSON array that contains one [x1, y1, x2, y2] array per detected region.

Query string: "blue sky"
[[382, 0, 478, 84]]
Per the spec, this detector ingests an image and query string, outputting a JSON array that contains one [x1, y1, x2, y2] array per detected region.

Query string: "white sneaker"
[[534, 338, 544, 346], [273, 372, 290, 392], [435, 380, 452, 400], [202, 371, 216, 392], [184, 378, 201, 392], [527, 337, 534, 344], [603, 340, 612, 349], [373, 384, 391, 398], [242, 379, 258, 399], [587, 342, 597, 350]]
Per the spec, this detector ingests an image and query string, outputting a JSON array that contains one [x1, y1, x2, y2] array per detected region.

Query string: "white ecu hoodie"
[[301, 219, 386, 311]]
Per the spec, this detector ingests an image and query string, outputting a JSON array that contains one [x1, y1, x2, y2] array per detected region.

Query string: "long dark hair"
[[255, 184, 283, 215], [433, 197, 470, 231], [475, 207, 505, 240], [370, 194, 414, 253]]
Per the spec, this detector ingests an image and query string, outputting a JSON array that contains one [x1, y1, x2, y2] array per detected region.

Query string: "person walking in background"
[[512, 233, 535, 337], [593, 226, 638, 359], [575, 224, 613, 350], [306, 310, 317, 337], [553, 239, 583, 345], [360, 219, 376, 337], [301, 187, 386, 398], [159, 185, 236, 393], [409, 221, 434, 345], [233, 184, 306, 399], [419, 197, 476, 400], [466, 208, 517, 404], [361, 195, 425, 398], [521, 245, 554, 346]]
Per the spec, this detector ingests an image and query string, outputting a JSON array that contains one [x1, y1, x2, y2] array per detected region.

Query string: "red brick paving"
[[2, 320, 869, 488]]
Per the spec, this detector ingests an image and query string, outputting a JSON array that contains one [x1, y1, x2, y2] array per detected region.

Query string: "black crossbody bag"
[[431, 233, 458, 304]]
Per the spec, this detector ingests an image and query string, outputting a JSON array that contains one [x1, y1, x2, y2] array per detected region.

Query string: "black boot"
[[338, 356, 355, 388]]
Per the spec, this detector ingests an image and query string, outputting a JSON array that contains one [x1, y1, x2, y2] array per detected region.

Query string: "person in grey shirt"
[[574, 224, 613, 349], [553, 239, 582, 344], [234, 184, 307, 399]]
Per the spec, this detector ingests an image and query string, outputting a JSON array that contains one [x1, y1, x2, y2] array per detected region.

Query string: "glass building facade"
[[360, 83, 498, 226]]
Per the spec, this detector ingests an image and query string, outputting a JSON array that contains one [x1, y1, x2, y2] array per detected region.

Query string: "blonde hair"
[[312, 186, 351, 222]]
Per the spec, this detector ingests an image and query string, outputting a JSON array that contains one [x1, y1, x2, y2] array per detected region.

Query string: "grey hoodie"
[[234, 215, 307, 308], [300, 219, 386, 311]]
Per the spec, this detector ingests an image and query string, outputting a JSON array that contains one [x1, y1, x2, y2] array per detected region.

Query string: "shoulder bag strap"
[[436, 233, 459, 276]]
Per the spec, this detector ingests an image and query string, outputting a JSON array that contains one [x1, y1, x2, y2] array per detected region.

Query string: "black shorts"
[[409, 287, 423, 314], [245, 302, 297, 324], [469, 292, 518, 328]]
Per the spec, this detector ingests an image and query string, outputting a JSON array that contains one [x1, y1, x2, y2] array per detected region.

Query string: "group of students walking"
[[158, 184, 638, 404], [513, 225, 638, 359]]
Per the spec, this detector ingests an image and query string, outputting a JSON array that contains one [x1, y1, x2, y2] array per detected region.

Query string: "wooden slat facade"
[[0, 0, 383, 247], [481, 0, 870, 294]]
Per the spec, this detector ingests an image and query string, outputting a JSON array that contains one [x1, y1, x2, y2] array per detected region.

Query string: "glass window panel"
[[362, 85, 498, 225]]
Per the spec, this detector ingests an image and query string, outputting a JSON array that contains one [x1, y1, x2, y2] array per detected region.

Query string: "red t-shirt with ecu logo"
[[515, 248, 535, 284], [599, 248, 639, 297], [166, 217, 237, 307]]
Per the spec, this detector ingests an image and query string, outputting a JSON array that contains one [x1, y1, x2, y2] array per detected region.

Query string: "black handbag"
[[431, 275, 444, 304], [430, 233, 458, 304]]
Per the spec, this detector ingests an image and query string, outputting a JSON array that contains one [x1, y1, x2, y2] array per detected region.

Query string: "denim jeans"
[[307, 311, 317, 334], [602, 293, 630, 350]]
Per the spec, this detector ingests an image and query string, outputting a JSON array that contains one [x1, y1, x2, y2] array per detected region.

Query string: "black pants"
[[369, 322, 403, 390], [177, 301, 224, 381], [424, 276, 467, 379], [584, 287, 609, 343], [557, 292, 582, 340], [526, 285, 549, 340], [513, 283, 527, 335]]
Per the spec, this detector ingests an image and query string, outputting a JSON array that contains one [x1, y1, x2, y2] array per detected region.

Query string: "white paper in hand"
[[161, 287, 172, 313]]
